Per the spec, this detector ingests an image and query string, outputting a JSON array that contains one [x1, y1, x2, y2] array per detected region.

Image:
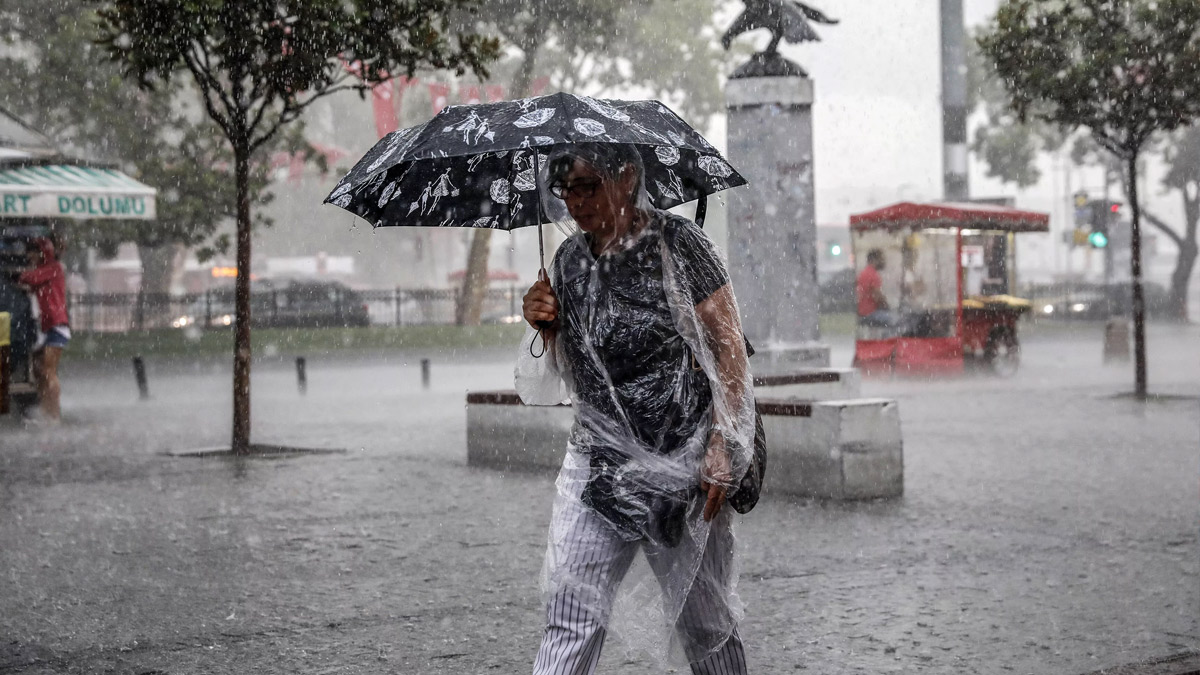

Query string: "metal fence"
[[68, 286, 525, 333]]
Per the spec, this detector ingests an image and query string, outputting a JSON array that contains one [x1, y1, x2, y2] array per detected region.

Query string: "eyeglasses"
[[549, 178, 602, 200]]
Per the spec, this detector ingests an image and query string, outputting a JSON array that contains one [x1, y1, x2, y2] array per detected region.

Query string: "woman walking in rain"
[[518, 143, 756, 674]]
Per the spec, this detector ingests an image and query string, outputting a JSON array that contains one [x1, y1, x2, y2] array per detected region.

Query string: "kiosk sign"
[[0, 164, 157, 220], [0, 192, 155, 219]]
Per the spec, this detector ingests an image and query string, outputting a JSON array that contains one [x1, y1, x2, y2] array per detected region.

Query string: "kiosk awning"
[[849, 202, 1049, 233], [0, 162, 157, 220]]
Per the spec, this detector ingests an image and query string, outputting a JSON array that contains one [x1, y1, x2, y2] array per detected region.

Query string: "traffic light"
[[827, 241, 843, 257], [1087, 200, 1121, 248], [1073, 192, 1090, 226]]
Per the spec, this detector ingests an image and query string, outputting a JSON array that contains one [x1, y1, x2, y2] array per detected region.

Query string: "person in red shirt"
[[856, 248, 897, 329], [17, 237, 70, 421]]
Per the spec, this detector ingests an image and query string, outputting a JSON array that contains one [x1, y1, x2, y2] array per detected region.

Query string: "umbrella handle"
[[531, 262, 553, 356], [530, 328, 549, 358], [538, 219, 545, 271], [695, 193, 708, 227]]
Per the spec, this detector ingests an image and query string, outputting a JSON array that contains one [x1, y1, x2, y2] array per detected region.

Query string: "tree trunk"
[[457, 30, 543, 326], [1168, 186, 1199, 322], [456, 228, 492, 325], [1168, 238, 1197, 322], [135, 243, 178, 329], [1127, 154, 1147, 400], [232, 146, 253, 454]]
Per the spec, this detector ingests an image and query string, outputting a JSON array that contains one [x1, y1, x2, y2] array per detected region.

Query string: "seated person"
[[857, 248, 898, 329]]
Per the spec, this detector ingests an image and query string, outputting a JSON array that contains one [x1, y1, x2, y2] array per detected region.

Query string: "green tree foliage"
[[979, 0, 1200, 398], [93, 0, 499, 452], [971, 20, 1197, 322], [0, 0, 277, 290], [966, 31, 1068, 189], [1157, 126, 1200, 319]]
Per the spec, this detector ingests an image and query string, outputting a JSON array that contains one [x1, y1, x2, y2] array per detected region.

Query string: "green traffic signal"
[[1088, 230, 1108, 248]]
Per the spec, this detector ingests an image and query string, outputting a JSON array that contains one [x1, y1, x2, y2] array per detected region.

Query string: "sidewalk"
[[1, 324, 1197, 674]]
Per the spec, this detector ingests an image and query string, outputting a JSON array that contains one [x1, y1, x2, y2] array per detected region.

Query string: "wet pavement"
[[1, 322, 1197, 674]]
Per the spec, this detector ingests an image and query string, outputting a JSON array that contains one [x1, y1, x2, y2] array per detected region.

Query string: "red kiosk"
[[848, 202, 1049, 376]]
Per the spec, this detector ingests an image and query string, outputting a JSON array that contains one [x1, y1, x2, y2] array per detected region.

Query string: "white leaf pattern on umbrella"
[[514, 169, 536, 192], [698, 155, 733, 178], [573, 118, 606, 136], [490, 178, 514, 204], [514, 108, 556, 128], [366, 144, 398, 174], [580, 96, 631, 122], [363, 169, 387, 195], [626, 121, 671, 145], [654, 168, 684, 202], [377, 181, 399, 208], [365, 128, 416, 173], [327, 94, 746, 230], [654, 146, 681, 166]]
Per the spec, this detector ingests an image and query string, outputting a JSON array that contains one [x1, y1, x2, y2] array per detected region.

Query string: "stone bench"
[[753, 368, 861, 401], [466, 389, 902, 500]]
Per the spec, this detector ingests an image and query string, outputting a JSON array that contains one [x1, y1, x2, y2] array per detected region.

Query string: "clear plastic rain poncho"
[[515, 144, 756, 664]]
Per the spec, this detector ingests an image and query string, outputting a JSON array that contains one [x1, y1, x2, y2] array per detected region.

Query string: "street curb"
[[161, 443, 346, 458], [1078, 652, 1200, 675]]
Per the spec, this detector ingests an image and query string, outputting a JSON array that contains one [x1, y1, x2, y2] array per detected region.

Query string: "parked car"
[[172, 280, 276, 329], [818, 267, 857, 314], [266, 280, 370, 328], [173, 280, 369, 329], [1026, 282, 1170, 321]]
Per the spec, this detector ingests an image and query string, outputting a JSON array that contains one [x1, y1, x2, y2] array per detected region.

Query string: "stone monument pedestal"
[[725, 75, 830, 369]]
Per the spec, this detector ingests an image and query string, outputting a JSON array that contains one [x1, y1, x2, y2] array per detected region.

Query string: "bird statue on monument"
[[722, 0, 838, 77]]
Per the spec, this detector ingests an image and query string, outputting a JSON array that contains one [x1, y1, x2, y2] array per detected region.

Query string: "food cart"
[[0, 109, 158, 413], [848, 202, 1049, 376]]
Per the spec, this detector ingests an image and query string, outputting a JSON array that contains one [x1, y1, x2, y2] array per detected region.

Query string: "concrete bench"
[[753, 368, 861, 401], [466, 390, 902, 500]]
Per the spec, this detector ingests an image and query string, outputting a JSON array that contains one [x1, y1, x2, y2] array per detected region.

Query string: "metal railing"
[[68, 286, 525, 333]]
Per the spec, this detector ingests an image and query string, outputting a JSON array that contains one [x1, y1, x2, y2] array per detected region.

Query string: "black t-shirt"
[[553, 210, 729, 457]]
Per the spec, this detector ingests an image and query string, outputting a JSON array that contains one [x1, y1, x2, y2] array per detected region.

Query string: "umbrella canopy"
[[323, 92, 745, 231], [849, 201, 1050, 233]]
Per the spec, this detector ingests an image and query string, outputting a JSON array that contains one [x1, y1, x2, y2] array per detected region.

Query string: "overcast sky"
[[707, 0, 1010, 225]]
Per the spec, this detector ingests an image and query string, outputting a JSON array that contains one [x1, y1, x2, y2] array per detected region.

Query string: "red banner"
[[461, 85, 483, 105], [371, 81, 399, 138]]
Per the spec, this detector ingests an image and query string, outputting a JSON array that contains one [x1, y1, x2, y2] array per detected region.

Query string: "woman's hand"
[[522, 269, 559, 331], [701, 429, 732, 521]]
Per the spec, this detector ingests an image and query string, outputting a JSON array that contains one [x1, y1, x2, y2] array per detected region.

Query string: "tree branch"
[[246, 81, 365, 154], [1141, 210, 1185, 249], [183, 47, 235, 133]]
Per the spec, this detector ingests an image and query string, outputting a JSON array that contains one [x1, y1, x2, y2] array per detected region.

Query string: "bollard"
[[132, 356, 149, 400], [421, 358, 431, 389], [296, 356, 307, 394], [1103, 318, 1131, 363]]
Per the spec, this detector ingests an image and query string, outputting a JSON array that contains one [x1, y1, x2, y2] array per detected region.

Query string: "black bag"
[[722, 335, 767, 514], [727, 408, 766, 514]]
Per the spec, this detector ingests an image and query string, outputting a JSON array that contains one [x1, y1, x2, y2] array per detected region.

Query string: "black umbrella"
[[323, 92, 746, 269]]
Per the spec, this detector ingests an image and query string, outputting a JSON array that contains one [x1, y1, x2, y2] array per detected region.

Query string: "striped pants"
[[532, 483, 748, 675]]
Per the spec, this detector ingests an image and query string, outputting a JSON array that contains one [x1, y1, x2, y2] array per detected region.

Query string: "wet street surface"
[[1, 323, 1197, 674]]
